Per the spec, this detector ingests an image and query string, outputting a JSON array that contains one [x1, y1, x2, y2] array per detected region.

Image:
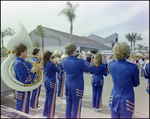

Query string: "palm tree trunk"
[[42, 38, 44, 52], [70, 21, 73, 42], [130, 42, 132, 51], [133, 42, 135, 53]]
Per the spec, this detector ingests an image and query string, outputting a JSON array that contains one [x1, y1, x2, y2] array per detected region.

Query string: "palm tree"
[[125, 33, 143, 53], [135, 44, 148, 52], [58, 1, 79, 42], [29, 25, 61, 52], [33, 40, 39, 48], [132, 33, 143, 52], [1, 28, 15, 56], [125, 33, 133, 51]]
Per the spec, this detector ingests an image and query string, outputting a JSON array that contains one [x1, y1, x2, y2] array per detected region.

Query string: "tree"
[[33, 40, 39, 48], [58, 1, 79, 42], [125, 33, 133, 51], [135, 44, 148, 52], [29, 25, 61, 52], [132, 33, 143, 52], [1, 28, 15, 56], [125, 32, 143, 53]]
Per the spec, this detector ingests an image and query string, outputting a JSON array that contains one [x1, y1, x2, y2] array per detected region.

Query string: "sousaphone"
[[1, 23, 43, 91]]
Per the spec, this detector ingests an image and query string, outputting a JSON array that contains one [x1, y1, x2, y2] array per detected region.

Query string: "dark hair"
[[13, 43, 27, 56], [41, 51, 52, 67], [32, 48, 40, 55]]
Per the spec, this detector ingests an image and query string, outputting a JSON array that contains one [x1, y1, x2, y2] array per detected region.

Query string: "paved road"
[[1, 74, 149, 118]]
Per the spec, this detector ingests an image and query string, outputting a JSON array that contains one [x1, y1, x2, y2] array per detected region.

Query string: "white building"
[[85, 33, 118, 48], [30, 26, 118, 54]]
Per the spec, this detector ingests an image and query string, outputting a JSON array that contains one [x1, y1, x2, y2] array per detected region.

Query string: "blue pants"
[[30, 85, 41, 108], [43, 84, 57, 118], [15, 91, 30, 114], [111, 109, 133, 118], [58, 74, 65, 97], [65, 98, 82, 118], [92, 86, 103, 109]]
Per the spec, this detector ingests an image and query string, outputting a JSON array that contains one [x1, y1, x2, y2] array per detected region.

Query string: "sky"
[[1, 1, 149, 48]]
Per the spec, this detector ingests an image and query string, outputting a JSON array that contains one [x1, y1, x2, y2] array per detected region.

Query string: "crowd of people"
[[12, 41, 149, 118]]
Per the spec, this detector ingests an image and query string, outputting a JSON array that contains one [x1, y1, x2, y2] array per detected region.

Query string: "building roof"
[[87, 33, 117, 43], [43, 26, 112, 50]]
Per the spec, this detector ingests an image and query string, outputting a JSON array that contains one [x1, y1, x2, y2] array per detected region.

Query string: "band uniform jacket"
[[43, 62, 60, 118], [57, 63, 65, 81], [14, 57, 35, 84], [44, 62, 60, 90], [108, 59, 140, 115], [85, 60, 91, 67], [62, 55, 91, 99], [143, 60, 149, 94], [90, 63, 107, 87], [14, 57, 36, 114]]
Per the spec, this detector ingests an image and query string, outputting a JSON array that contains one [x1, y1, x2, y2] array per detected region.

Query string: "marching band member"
[[102, 55, 107, 71], [143, 54, 149, 94], [57, 54, 66, 98], [30, 48, 42, 110], [90, 53, 107, 111], [107, 55, 112, 74], [85, 51, 92, 67], [62, 42, 91, 118], [51, 50, 66, 98], [13, 43, 41, 114], [139, 55, 145, 77], [75, 50, 80, 58], [91, 54, 94, 63], [130, 54, 136, 64], [42, 51, 60, 118], [108, 42, 140, 118]]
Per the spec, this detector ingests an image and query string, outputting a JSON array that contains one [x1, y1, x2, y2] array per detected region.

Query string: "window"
[[112, 44, 114, 48], [116, 38, 118, 42]]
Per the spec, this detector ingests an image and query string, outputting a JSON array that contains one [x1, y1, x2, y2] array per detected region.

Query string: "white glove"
[[56, 58, 60, 64]]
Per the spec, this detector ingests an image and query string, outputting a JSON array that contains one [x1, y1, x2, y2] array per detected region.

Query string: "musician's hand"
[[31, 66, 40, 74], [37, 63, 43, 69]]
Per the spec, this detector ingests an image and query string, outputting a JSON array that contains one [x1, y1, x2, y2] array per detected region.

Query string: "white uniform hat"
[[86, 51, 92, 57], [136, 53, 143, 57]]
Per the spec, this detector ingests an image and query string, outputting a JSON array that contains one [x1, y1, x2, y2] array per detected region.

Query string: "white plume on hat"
[[86, 51, 92, 55]]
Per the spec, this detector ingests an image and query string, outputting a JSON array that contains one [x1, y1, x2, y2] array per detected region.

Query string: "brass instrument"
[[1, 23, 43, 91]]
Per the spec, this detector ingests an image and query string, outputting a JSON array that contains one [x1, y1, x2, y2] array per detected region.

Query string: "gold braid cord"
[[24, 60, 43, 86]]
